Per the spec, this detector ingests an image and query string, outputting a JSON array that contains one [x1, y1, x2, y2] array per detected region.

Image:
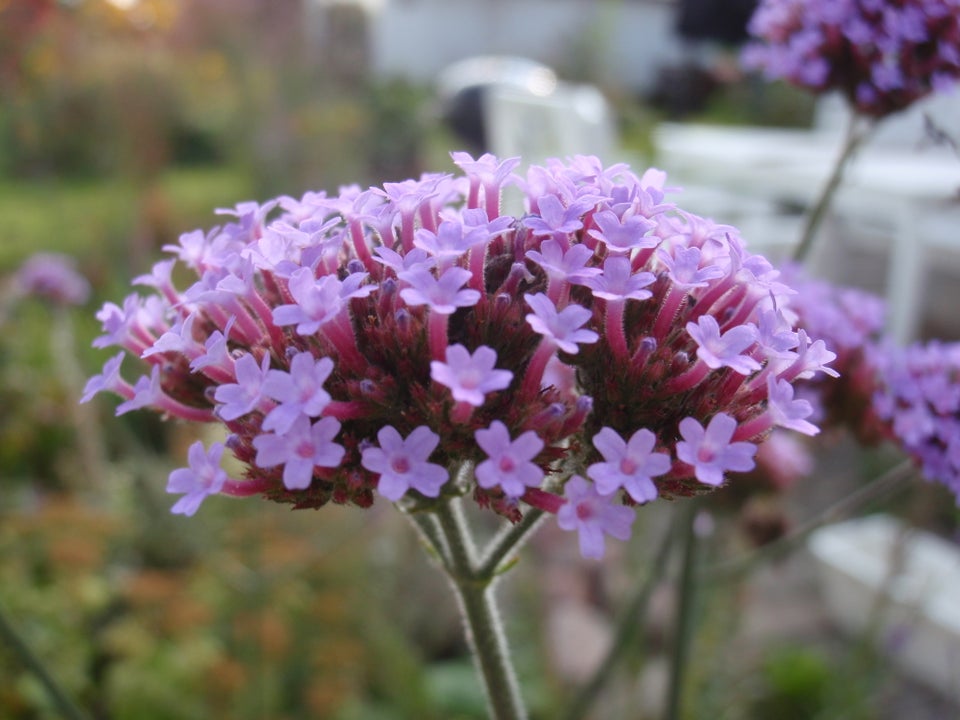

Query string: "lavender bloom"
[[742, 0, 960, 117], [767, 375, 820, 436], [525, 240, 601, 286], [14, 253, 90, 306], [261, 352, 335, 434], [430, 344, 513, 406], [214, 352, 272, 421], [523, 195, 585, 238], [578, 255, 655, 302], [399, 266, 481, 314], [687, 316, 762, 375], [475, 421, 545, 497], [524, 294, 599, 354], [587, 210, 657, 253], [361, 425, 449, 501], [84, 152, 829, 555], [871, 340, 960, 500], [676, 413, 758, 486], [253, 415, 345, 490], [587, 427, 672, 503], [167, 441, 229, 516], [80, 352, 132, 403], [272, 268, 344, 334], [659, 246, 724, 290], [557, 475, 636, 559]]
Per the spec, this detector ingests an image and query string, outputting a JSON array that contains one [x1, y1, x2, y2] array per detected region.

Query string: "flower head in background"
[[13, 253, 90, 306], [871, 340, 960, 501], [778, 263, 888, 442], [83, 153, 834, 558], [742, 0, 960, 117]]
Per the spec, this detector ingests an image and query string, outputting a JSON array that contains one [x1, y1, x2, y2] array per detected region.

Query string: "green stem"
[[704, 458, 916, 583], [0, 601, 90, 720], [665, 500, 701, 720], [407, 508, 452, 567], [561, 515, 676, 720], [476, 508, 545, 579], [792, 110, 873, 264], [434, 498, 527, 720]]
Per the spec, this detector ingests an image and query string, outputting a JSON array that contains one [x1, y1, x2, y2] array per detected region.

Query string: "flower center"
[[575, 501, 594, 521], [697, 446, 716, 464], [619, 458, 638, 475], [296, 440, 315, 459], [499, 456, 516, 473], [391, 456, 411, 475]]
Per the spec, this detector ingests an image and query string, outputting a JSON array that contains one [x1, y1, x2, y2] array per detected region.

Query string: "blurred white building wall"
[[367, 0, 684, 93]]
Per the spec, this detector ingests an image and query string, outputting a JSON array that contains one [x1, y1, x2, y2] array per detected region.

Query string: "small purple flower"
[[525, 239, 601, 285], [361, 425, 449, 501], [756, 306, 799, 358], [451, 151, 520, 189], [766, 375, 819, 436], [475, 421, 544, 497], [557, 475, 636, 559], [214, 352, 272, 421], [115, 365, 164, 416], [676, 413, 758, 486], [523, 195, 585, 237], [430, 344, 513, 406], [374, 245, 435, 275], [190, 319, 236, 376], [658, 245, 724, 290], [577, 255, 655, 302], [414, 220, 476, 262], [524, 293, 599, 354], [587, 209, 657, 253], [399, 266, 481, 314], [261, 352, 335, 434], [167, 441, 229, 516], [80, 352, 131, 403], [252, 415, 345, 490], [272, 267, 344, 334], [687, 316, 762, 375], [143, 313, 202, 359], [587, 427, 671, 503]]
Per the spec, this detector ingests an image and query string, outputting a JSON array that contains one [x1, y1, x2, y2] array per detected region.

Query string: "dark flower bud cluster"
[[742, 0, 960, 118], [83, 153, 834, 557]]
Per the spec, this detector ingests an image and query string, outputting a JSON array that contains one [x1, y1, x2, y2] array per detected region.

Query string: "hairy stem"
[[477, 508, 546, 579], [434, 498, 528, 720]]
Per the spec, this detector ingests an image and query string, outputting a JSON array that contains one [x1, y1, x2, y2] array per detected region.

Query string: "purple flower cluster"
[[871, 340, 960, 500], [742, 0, 960, 117], [13, 253, 90, 306], [83, 153, 834, 557], [778, 264, 888, 441]]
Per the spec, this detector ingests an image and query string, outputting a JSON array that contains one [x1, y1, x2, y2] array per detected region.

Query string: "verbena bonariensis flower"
[[777, 263, 887, 441], [82, 153, 835, 558], [742, 0, 960, 118], [13, 252, 91, 306], [870, 340, 960, 501]]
